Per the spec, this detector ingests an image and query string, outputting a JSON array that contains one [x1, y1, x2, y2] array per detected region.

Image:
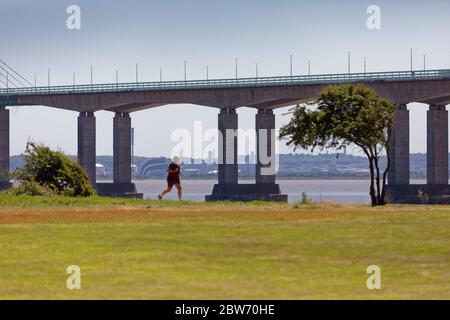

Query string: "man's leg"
[[160, 185, 173, 198], [175, 183, 183, 201]]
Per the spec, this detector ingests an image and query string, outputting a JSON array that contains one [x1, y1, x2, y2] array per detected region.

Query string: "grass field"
[[0, 195, 449, 300]]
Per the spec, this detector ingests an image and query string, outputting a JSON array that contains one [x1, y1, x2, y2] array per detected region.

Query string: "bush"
[[12, 142, 95, 197], [417, 188, 429, 204], [300, 192, 314, 205], [293, 192, 315, 208], [7, 179, 56, 197]]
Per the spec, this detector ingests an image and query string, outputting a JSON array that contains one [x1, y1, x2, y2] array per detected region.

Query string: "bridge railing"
[[1, 69, 450, 97]]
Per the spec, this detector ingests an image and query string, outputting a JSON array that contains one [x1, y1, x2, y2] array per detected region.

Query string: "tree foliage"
[[280, 84, 396, 206], [13, 142, 95, 197]]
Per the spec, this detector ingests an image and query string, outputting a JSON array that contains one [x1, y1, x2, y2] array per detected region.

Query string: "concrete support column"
[[113, 112, 132, 184], [0, 107, 10, 188], [427, 104, 448, 185], [206, 108, 286, 202], [77, 112, 96, 184], [389, 104, 410, 185], [218, 108, 238, 185], [256, 109, 276, 184]]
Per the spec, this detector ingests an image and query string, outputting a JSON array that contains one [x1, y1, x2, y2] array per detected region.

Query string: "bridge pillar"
[[384, 104, 450, 204], [0, 107, 10, 190], [218, 108, 238, 185], [113, 112, 132, 184], [96, 112, 141, 198], [77, 112, 96, 184], [256, 109, 276, 184], [427, 104, 448, 185], [206, 108, 287, 202], [206, 108, 238, 201], [389, 104, 410, 185]]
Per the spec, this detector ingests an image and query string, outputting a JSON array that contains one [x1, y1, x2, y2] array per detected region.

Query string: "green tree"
[[280, 84, 396, 206], [13, 142, 95, 197]]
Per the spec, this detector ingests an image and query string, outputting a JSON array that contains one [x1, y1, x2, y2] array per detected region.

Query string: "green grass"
[[0, 194, 272, 209], [0, 194, 449, 299]]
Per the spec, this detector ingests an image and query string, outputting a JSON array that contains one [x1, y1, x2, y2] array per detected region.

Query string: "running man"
[[158, 156, 183, 201]]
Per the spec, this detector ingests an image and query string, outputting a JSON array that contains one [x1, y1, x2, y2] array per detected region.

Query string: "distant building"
[[207, 151, 213, 164], [140, 157, 171, 177], [249, 151, 256, 164], [328, 163, 338, 174], [96, 163, 106, 176]]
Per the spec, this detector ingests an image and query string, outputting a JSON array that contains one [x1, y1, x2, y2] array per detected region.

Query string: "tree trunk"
[[380, 148, 391, 205], [368, 157, 377, 206], [374, 156, 382, 205]]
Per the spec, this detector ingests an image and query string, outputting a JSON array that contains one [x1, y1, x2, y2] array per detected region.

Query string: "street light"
[[290, 54, 293, 76], [348, 51, 351, 74], [235, 58, 238, 78], [363, 57, 367, 73], [136, 63, 139, 83], [184, 60, 187, 81]]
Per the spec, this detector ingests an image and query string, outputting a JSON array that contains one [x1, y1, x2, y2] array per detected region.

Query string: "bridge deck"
[[1, 69, 450, 97]]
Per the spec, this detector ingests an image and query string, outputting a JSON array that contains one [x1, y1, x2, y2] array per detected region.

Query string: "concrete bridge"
[[2, 69, 450, 202]]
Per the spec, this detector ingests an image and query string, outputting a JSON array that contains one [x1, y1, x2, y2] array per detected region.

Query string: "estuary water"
[[132, 179, 430, 203], [132, 179, 418, 204]]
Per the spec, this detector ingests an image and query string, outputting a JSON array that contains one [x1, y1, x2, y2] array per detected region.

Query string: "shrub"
[[300, 192, 314, 205], [12, 142, 95, 197], [7, 179, 56, 197], [417, 188, 429, 204], [293, 192, 315, 208]]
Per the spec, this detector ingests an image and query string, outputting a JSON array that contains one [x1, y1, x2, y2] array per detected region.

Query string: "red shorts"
[[167, 179, 180, 188]]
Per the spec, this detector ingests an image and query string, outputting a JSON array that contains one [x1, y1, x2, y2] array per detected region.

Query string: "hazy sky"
[[2, 0, 450, 156]]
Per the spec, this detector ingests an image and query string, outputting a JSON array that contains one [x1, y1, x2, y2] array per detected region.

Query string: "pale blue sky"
[[1, 0, 450, 156]]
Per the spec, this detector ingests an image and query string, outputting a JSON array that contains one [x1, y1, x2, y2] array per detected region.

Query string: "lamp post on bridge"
[[290, 54, 293, 77], [289, 54, 294, 77], [348, 51, 351, 74], [136, 63, 139, 83]]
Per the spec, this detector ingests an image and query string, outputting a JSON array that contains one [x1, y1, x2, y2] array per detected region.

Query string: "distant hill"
[[10, 153, 430, 179]]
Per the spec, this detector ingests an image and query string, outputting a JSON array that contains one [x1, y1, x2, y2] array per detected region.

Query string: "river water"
[[132, 179, 428, 204]]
